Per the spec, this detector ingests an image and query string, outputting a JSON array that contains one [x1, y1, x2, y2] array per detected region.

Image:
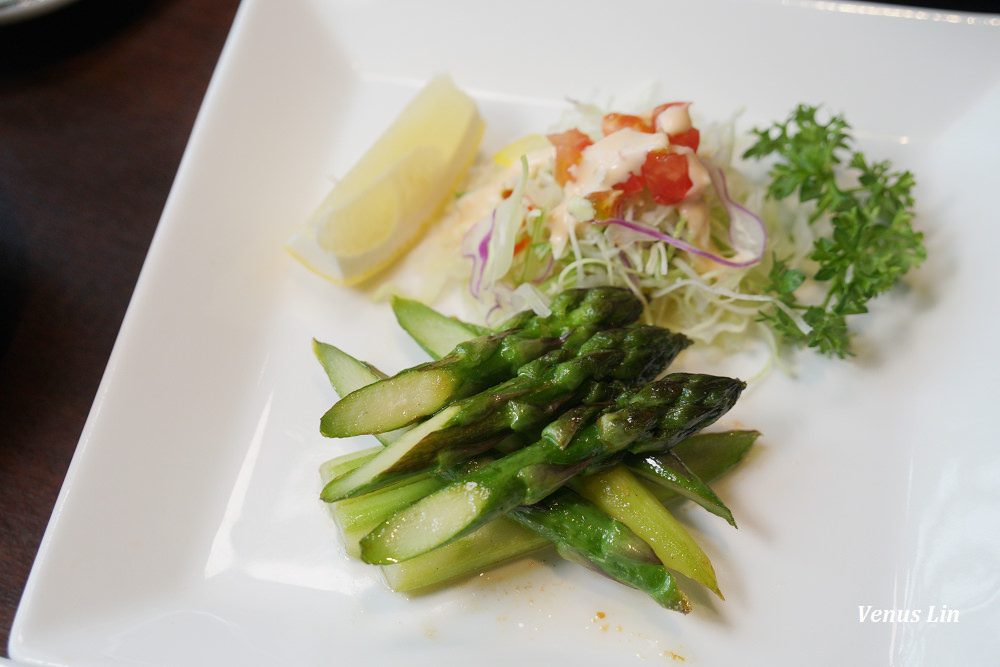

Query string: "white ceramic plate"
[[10, 1, 1000, 665], [0, 0, 77, 24]]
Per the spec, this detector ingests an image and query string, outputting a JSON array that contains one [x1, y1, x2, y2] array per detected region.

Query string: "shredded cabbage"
[[405, 97, 813, 357]]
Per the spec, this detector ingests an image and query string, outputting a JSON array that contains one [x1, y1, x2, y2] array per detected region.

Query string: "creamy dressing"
[[679, 199, 711, 249], [549, 128, 668, 257], [655, 103, 692, 136], [570, 128, 668, 195], [446, 144, 556, 243], [680, 148, 711, 199], [448, 111, 712, 265]]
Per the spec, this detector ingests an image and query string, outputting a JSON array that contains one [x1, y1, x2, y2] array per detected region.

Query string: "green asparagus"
[[313, 288, 756, 612], [321, 331, 562, 437], [358, 373, 744, 565], [313, 340, 410, 446], [321, 326, 689, 502], [313, 333, 704, 607], [379, 520, 550, 593], [390, 295, 491, 358], [508, 490, 692, 612], [572, 465, 721, 596], [321, 286, 644, 437], [321, 428, 757, 595], [667, 429, 759, 482], [626, 449, 735, 526]]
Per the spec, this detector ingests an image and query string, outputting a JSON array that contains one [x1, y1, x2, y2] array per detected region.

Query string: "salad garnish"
[[744, 104, 926, 357], [415, 98, 924, 361]]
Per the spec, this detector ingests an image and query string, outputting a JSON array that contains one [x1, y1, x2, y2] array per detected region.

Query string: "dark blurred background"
[[891, 0, 995, 7], [0, 0, 241, 656]]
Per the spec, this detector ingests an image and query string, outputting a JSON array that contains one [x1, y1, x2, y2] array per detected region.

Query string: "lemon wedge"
[[492, 133, 551, 167], [286, 75, 485, 285]]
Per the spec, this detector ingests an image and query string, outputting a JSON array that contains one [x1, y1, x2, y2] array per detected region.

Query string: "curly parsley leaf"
[[744, 104, 926, 358]]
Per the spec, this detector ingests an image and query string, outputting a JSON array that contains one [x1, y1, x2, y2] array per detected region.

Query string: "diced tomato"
[[613, 171, 645, 195], [546, 128, 592, 186], [586, 189, 626, 220], [601, 112, 652, 135], [641, 149, 693, 206], [668, 127, 700, 152]]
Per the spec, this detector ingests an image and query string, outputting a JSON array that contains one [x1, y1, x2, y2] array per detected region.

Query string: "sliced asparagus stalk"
[[318, 446, 380, 482], [321, 403, 462, 501], [626, 450, 736, 526], [667, 429, 759, 485], [571, 465, 722, 597], [321, 287, 644, 437], [321, 331, 562, 437], [313, 340, 411, 445], [320, 429, 756, 598], [508, 490, 691, 612], [390, 295, 490, 358], [330, 473, 444, 558], [313, 338, 388, 390], [320, 326, 689, 502], [379, 519, 550, 593], [358, 373, 744, 566]]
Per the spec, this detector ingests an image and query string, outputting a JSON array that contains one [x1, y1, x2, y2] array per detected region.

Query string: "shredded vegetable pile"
[[406, 100, 924, 361]]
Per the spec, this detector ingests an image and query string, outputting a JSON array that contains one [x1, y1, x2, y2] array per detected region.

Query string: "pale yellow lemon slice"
[[286, 75, 485, 285], [492, 133, 551, 167]]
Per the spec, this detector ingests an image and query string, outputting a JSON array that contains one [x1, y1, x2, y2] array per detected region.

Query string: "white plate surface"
[[10, 1, 1000, 665]]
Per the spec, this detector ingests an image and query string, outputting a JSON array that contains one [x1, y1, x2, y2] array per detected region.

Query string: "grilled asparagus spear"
[[626, 449, 735, 526], [573, 465, 722, 596], [320, 428, 757, 596], [508, 490, 692, 612], [314, 330, 735, 608], [390, 295, 491, 358], [320, 325, 690, 502], [315, 290, 752, 610], [359, 373, 745, 565], [321, 286, 643, 437]]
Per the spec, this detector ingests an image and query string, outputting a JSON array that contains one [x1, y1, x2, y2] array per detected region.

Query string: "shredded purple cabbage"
[[707, 165, 766, 264], [530, 252, 555, 285], [460, 209, 497, 297], [593, 166, 765, 268]]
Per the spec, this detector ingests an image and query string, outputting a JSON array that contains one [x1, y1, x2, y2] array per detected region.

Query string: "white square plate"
[[11, 1, 1000, 665]]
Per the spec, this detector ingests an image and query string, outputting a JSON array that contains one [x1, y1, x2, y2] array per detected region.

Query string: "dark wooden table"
[[1, 0, 995, 659], [0, 0, 241, 655]]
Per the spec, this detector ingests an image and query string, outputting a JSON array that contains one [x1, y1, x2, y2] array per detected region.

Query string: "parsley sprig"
[[743, 104, 926, 358]]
